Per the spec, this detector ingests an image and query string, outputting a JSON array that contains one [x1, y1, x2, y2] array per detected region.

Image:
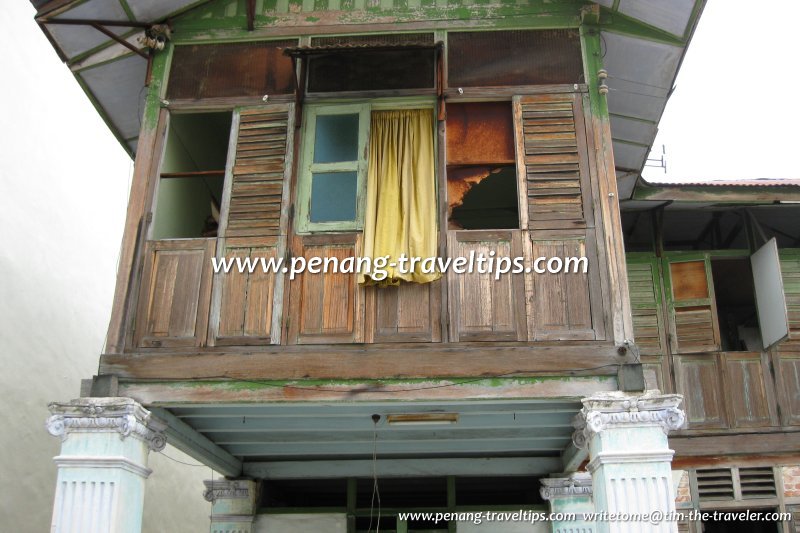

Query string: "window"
[[446, 101, 519, 229], [296, 104, 370, 232], [152, 112, 232, 239]]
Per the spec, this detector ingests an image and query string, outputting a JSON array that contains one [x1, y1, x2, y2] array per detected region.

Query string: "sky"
[[0, 0, 795, 529], [642, 0, 799, 182]]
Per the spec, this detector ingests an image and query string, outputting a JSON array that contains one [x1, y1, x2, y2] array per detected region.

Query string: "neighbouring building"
[[31, 0, 800, 531]]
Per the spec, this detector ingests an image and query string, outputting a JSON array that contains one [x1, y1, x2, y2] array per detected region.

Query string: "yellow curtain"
[[360, 109, 440, 285]]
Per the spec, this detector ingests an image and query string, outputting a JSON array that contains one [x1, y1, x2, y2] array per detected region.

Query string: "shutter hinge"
[[145, 212, 153, 223], [288, 204, 295, 221]]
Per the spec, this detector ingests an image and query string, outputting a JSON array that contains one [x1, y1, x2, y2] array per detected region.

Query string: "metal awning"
[[32, 0, 704, 188]]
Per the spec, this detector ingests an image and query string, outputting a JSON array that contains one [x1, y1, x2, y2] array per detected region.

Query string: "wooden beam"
[[670, 431, 800, 457], [246, 0, 256, 31], [149, 407, 242, 477], [101, 343, 627, 380], [561, 442, 588, 473], [243, 457, 563, 479]]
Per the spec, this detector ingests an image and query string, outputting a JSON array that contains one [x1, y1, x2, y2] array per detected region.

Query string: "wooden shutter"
[[221, 106, 291, 238], [288, 233, 364, 344], [777, 251, 800, 424], [674, 354, 727, 428], [514, 93, 592, 231], [447, 230, 527, 342], [134, 239, 215, 348], [627, 254, 669, 389], [210, 105, 293, 345], [663, 256, 720, 354], [514, 93, 604, 341]]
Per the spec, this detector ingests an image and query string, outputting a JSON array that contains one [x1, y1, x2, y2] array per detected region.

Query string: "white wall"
[[255, 513, 348, 532], [0, 4, 210, 531]]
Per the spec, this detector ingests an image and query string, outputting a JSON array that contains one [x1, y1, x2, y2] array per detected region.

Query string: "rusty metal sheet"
[[446, 102, 515, 166], [448, 29, 583, 88], [168, 40, 297, 99]]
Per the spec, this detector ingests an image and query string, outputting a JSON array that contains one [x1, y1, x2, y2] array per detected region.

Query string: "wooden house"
[[32, 0, 800, 531]]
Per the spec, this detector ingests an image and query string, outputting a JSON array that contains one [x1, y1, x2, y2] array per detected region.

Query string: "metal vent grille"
[[311, 33, 434, 47], [739, 467, 777, 499], [696, 468, 734, 501]]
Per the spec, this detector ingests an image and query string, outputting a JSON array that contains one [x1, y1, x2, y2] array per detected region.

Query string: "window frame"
[[296, 98, 437, 234], [296, 103, 371, 233]]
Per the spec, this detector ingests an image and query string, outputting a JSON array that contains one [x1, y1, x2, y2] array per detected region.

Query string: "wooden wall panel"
[[528, 233, 597, 340], [211, 237, 283, 345], [369, 281, 441, 343], [778, 355, 800, 425], [780, 252, 800, 350], [288, 234, 364, 344], [723, 352, 775, 428], [447, 230, 526, 342], [674, 355, 726, 429], [134, 239, 214, 348]]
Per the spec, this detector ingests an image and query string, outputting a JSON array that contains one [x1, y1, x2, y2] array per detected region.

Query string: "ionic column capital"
[[46, 397, 167, 452], [572, 390, 685, 449], [540, 472, 593, 501]]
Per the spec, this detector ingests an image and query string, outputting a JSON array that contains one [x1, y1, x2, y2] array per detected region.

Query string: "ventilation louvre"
[[696, 468, 734, 501], [695, 467, 777, 503], [739, 467, 777, 499]]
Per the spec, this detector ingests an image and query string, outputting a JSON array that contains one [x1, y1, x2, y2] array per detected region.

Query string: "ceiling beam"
[[244, 457, 563, 479], [150, 407, 242, 478], [561, 442, 588, 473]]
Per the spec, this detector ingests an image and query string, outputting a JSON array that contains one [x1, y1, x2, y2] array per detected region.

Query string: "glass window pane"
[[310, 171, 358, 222], [313, 114, 359, 163]]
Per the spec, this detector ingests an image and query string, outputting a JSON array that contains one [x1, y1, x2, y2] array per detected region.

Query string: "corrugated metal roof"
[[644, 179, 800, 188]]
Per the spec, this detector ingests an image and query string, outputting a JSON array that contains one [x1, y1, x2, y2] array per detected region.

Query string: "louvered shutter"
[[778, 251, 800, 424], [514, 93, 604, 340], [210, 104, 293, 345], [516, 93, 592, 230], [663, 255, 720, 354]]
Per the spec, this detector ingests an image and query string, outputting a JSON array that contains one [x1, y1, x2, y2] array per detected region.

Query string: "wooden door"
[[663, 255, 721, 354], [209, 105, 293, 345], [134, 239, 215, 348], [447, 230, 527, 342]]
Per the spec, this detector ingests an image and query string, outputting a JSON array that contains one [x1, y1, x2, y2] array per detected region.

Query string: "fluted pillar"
[[204, 479, 258, 533], [572, 391, 685, 533], [46, 397, 167, 533], [540, 472, 594, 533]]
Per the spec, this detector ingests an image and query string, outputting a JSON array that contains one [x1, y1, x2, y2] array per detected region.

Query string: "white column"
[[203, 479, 258, 533], [572, 391, 685, 533], [540, 472, 595, 533], [46, 397, 167, 533]]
